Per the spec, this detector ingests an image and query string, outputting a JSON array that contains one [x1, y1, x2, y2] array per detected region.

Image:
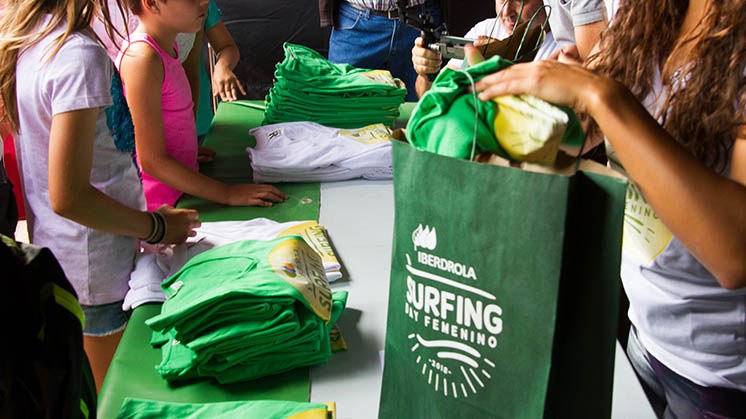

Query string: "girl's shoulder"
[[53, 32, 110, 70], [117, 33, 169, 66], [25, 23, 104, 63], [48, 26, 100, 51], [117, 38, 164, 73], [116, 37, 166, 85], [21, 27, 110, 85]]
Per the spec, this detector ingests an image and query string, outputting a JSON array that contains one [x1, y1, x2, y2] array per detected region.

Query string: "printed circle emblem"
[[409, 333, 496, 399]]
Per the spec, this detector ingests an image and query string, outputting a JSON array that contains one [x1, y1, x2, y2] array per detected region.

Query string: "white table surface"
[[311, 179, 656, 419]]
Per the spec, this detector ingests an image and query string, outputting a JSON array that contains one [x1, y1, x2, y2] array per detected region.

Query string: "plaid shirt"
[[344, 0, 427, 11]]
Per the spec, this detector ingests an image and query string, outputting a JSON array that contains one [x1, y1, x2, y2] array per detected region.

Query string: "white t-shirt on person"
[[447, 17, 558, 69], [14, 17, 145, 305]]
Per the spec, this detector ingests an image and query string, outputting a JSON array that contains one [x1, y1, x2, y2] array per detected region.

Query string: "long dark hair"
[[589, 0, 746, 171]]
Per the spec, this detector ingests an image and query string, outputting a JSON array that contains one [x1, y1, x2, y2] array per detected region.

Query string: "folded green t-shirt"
[[117, 398, 334, 419]]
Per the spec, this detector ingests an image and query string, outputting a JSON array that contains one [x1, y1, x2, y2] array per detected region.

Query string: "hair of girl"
[[0, 0, 129, 132], [125, 0, 144, 16], [588, 0, 746, 171]]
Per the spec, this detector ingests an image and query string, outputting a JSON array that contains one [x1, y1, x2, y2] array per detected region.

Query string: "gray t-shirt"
[[543, 0, 606, 48], [611, 69, 746, 391], [15, 17, 145, 305]]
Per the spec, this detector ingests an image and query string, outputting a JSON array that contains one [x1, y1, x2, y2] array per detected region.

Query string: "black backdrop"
[[213, 0, 495, 99]]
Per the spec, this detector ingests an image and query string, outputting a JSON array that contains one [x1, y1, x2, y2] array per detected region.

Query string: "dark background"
[[213, 0, 496, 99]]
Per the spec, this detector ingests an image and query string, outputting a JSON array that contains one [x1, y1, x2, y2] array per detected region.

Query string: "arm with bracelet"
[[49, 108, 200, 245]]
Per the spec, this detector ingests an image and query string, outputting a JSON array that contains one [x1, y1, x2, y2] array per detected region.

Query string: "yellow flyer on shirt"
[[268, 237, 332, 322], [358, 69, 405, 89], [287, 402, 337, 419], [279, 222, 340, 268], [339, 124, 392, 146]]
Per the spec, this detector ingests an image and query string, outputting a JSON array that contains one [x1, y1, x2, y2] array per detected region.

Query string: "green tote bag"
[[379, 140, 627, 418]]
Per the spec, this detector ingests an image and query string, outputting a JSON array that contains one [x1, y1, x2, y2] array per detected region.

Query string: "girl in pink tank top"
[[118, 0, 287, 210], [118, 32, 198, 210]]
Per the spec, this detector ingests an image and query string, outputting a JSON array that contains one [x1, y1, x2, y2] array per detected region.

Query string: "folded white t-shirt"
[[247, 121, 393, 183]]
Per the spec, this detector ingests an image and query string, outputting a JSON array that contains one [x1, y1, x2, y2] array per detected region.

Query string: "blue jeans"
[[329, 2, 442, 102], [81, 300, 130, 336], [627, 328, 746, 418]]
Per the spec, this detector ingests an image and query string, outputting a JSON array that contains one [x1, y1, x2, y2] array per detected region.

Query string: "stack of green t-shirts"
[[406, 55, 585, 163], [145, 236, 348, 384], [262, 43, 407, 128], [118, 398, 336, 419]]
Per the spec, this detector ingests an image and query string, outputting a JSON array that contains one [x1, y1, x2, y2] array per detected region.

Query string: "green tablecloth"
[[98, 305, 311, 418], [97, 100, 416, 417], [180, 101, 321, 222]]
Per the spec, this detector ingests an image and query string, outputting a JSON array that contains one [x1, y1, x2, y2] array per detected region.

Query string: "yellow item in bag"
[[492, 94, 569, 164]]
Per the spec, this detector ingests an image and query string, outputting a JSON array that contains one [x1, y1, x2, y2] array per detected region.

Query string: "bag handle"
[[452, 69, 481, 161], [483, 2, 553, 62], [513, 5, 553, 62]]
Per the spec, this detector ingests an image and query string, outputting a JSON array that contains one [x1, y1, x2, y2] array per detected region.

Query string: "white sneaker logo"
[[412, 224, 437, 252]]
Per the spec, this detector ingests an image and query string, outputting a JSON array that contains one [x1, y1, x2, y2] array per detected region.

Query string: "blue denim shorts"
[[81, 301, 130, 337]]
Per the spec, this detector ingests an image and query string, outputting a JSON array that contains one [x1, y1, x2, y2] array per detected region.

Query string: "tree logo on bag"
[[402, 224, 502, 399], [412, 224, 437, 251]]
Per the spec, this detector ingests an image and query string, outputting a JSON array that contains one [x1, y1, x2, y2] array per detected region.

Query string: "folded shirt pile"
[[124, 218, 343, 311], [262, 43, 406, 129], [145, 236, 347, 384], [117, 398, 336, 419], [248, 121, 393, 183]]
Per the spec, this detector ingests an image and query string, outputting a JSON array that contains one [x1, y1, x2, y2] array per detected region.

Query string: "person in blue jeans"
[[321, 0, 442, 102]]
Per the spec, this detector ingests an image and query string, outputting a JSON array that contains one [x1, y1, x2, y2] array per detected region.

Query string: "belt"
[[347, 1, 432, 20]]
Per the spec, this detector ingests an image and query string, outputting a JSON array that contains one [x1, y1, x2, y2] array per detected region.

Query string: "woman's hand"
[[469, 45, 609, 115], [225, 183, 289, 207], [156, 205, 201, 244]]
